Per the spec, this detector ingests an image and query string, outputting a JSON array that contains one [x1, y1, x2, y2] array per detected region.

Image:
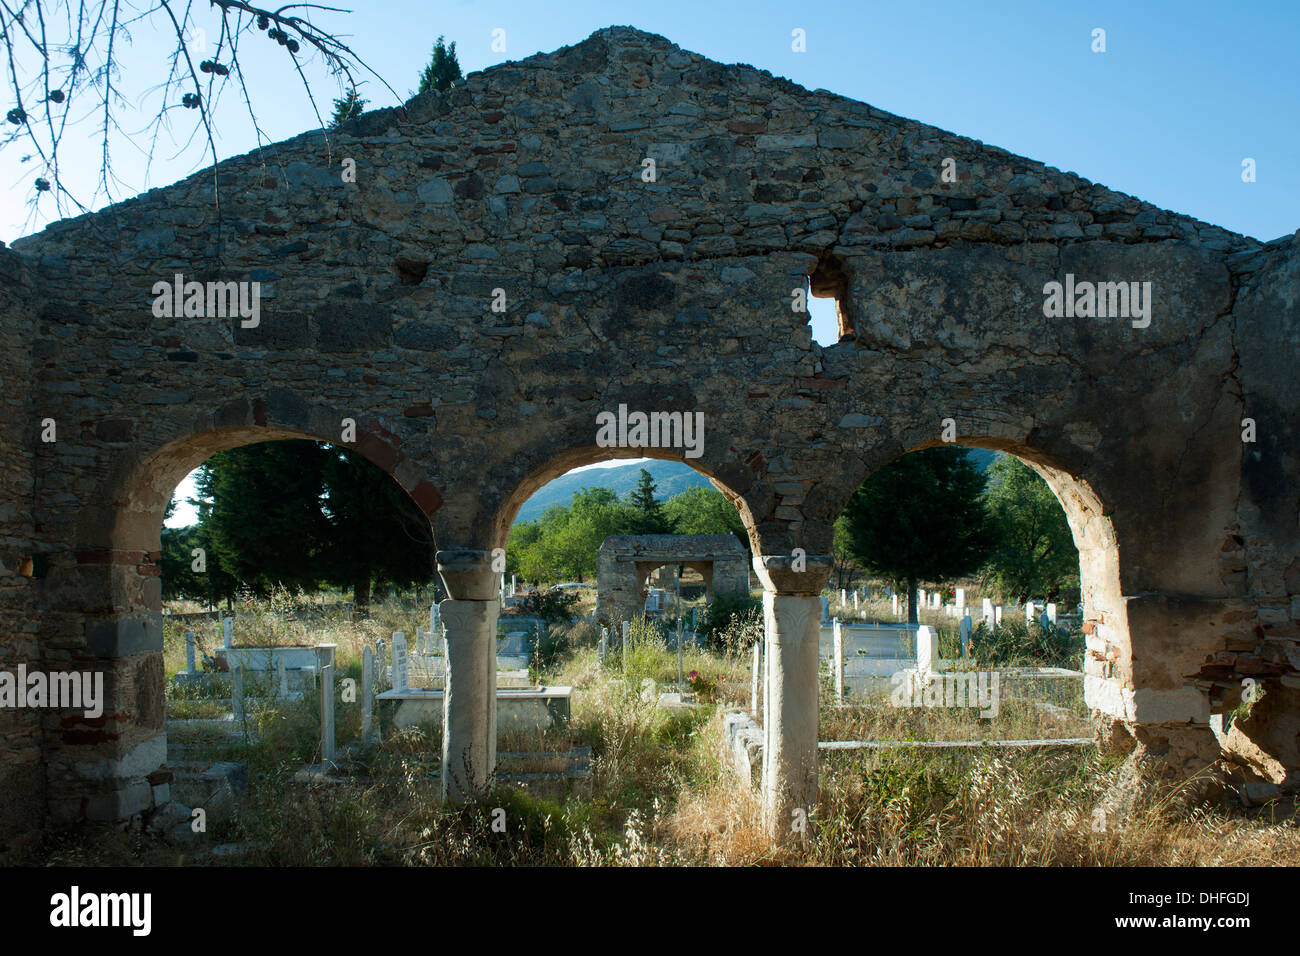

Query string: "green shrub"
[[968, 617, 1084, 668], [699, 593, 762, 653], [518, 589, 580, 624]]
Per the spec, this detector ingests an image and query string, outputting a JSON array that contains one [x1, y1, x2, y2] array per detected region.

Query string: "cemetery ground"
[[32, 589, 1300, 868]]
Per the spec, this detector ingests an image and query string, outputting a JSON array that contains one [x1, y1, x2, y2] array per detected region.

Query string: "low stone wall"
[[721, 711, 765, 787]]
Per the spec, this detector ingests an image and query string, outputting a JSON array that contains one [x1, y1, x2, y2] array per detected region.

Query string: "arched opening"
[[59, 425, 440, 842], [808, 440, 1138, 831], [499, 449, 753, 627], [492, 445, 759, 551]]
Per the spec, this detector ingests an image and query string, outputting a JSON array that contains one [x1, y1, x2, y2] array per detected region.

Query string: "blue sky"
[[4, 1, 1294, 525]]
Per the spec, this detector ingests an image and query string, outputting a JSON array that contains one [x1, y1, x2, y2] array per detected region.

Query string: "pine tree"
[[626, 468, 670, 535], [841, 447, 993, 623], [319, 447, 436, 612], [329, 87, 368, 127], [195, 441, 332, 595], [417, 36, 462, 94]]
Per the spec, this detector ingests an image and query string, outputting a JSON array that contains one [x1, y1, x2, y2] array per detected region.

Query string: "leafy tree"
[[509, 487, 628, 582], [625, 468, 671, 535], [319, 447, 436, 612], [182, 441, 435, 612], [981, 456, 1078, 603], [841, 447, 993, 623], [831, 515, 859, 591], [330, 87, 369, 126], [417, 36, 463, 94], [161, 506, 241, 608], [663, 485, 748, 550], [195, 441, 332, 595]]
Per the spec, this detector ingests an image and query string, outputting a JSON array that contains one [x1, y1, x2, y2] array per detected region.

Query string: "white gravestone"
[[391, 632, 409, 693], [361, 646, 376, 745], [916, 625, 935, 676], [832, 618, 844, 704], [1046, 602, 1058, 625], [316, 644, 336, 762], [231, 664, 245, 725]]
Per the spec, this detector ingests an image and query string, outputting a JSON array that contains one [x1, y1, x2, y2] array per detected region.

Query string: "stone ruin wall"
[[0, 25, 1295, 837]]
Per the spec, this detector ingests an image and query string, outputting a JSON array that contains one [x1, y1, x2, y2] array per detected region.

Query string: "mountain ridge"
[[512, 449, 1002, 524]]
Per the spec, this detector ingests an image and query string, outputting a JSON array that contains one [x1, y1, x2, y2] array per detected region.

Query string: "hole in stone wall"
[[807, 254, 854, 347], [393, 257, 429, 286]]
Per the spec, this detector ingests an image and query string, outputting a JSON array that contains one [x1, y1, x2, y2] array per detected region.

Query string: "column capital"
[[752, 553, 833, 595], [436, 549, 498, 600]]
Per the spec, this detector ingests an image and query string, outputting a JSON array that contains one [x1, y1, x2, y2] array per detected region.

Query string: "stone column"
[[753, 553, 832, 842], [436, 549, 498, 804]]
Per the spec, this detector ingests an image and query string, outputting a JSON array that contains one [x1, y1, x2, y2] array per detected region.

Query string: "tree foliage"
[[329, 87, 369, 127], [624, 468, 671, 535], [166, 440, 434, 611], [507, 474, 746, 585], [663, 485, 748, 550], [981, 456, 1079, 603], [841, 447, 993, 623], [417, 35, 462, 94]]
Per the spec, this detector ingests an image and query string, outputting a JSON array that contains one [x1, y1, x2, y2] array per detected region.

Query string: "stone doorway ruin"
[[595, 533, 749, 625]]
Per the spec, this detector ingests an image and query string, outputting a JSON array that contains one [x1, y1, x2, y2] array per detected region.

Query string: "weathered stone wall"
[[2, 25, 1296, 826], [1192, 235, 1300, 788], [0, 247, 43, 858], [596, 533, 749, 623]]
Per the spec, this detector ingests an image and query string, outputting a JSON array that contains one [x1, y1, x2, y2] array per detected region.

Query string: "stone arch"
[[42, 414, 435, 827], [486, 445, 762, 554], [810, 429, 1223, 776]]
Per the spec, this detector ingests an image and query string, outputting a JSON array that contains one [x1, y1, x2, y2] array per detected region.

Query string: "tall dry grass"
[[34, 592, 1299, 867]]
